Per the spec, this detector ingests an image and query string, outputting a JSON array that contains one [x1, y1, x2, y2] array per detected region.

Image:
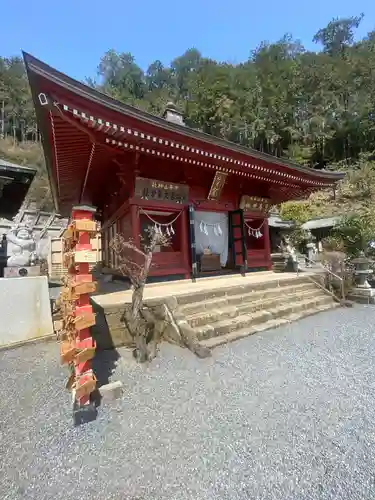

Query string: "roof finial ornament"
[[162, 101, 185, 126]]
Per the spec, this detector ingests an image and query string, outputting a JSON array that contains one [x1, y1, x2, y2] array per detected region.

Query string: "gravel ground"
[[1, 305, 375, 500]]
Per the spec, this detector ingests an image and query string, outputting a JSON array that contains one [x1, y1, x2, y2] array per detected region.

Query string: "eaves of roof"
[[22, 52, 345, 183]]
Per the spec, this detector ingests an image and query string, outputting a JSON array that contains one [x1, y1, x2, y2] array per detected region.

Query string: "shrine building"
[[23, 53, 344, 280]]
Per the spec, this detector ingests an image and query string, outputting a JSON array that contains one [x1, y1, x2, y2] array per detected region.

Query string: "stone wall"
[[0, 276, 53, 347]]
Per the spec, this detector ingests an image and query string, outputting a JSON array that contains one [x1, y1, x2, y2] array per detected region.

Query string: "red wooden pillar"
[[263, 217, 272, 270], [71, 205, 97, 407], [181, 207, 190, 279]]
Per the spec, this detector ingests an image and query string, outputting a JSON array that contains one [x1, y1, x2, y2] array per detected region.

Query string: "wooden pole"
[[59, 205, 98, 413], [71, 205, 97, 406]]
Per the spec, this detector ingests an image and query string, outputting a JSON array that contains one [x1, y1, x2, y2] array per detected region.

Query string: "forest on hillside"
[[1, 14, 375, 218], [2, 14, 375, 166]]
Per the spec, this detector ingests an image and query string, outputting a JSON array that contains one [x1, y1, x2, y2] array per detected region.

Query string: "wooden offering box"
[[200, 253, 221, 272]]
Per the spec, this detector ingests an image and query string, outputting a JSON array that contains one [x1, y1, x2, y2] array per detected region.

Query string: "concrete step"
[[195, 293, 336, 341], [200, 301, 340, 348], [186, 287, 322, 329], [175, 275, 315, 307], [179, 281, 317, 316]]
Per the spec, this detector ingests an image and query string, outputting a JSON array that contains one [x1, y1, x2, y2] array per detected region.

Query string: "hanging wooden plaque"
[[75, 346, 96, 364], [73, 219, 97, 233], [62, 224, 76, 241], [74, 312, 96, 331], [61, 302, 75, 318], [74, 249, 97, 263], [208, 172, 227, 201], [61, 281, 97, 299], [60, 286, 79, 302], [74, 281, 97, 295], [63, 252, 75, 268], [60, 340, 77, 365], [134, 177, 189, 204], [63, 237, 77, 253], [75, 337, 96, 363], [74, 372, 97, 399], [239, 195, 271, 214]]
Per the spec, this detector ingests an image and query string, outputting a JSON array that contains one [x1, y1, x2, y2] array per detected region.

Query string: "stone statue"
[[6, 225, 36, 267], [284, 237, 297, 261]]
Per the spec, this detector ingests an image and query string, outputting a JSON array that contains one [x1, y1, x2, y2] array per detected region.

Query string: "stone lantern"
[[348, 252, 375, 304], [352, 252, 372, 288]]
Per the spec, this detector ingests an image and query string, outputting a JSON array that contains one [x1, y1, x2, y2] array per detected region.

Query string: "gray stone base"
[[347, 287, 375, 305], [98, 381, 124, 402], [4, 265, 41, 278]]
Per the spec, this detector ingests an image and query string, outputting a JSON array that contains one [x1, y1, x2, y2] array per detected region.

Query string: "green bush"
[[333, 212, 375, 257], [279, 201, 314, 224]]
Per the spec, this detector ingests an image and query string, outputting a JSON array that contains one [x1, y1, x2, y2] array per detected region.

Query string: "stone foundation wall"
[[92, 278, 310, 350], [91, 296, 180, 349]]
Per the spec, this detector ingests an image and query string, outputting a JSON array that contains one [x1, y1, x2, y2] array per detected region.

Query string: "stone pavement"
[[1, 305, 375, 499]]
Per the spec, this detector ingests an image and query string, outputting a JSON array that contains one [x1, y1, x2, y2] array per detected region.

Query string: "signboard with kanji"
[[239, 195, 271, 214], [134, 177, 189, 204], [207, 172, 227, 201]]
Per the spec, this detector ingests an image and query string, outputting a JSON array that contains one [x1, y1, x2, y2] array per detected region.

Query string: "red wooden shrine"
[[24, 52, 344, 281]]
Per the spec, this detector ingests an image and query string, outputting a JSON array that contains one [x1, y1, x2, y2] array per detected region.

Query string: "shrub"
[[333, 212, 375, 257], [279, 201, 314, 224]]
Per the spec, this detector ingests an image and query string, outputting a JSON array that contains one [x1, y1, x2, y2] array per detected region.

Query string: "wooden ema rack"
[[58, 208, 98, 406]]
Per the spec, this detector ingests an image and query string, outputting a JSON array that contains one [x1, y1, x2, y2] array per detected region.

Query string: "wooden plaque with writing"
[[73, 219, 97, 233], [134, 177, 189, 204], [74, 250, 98, 264], [239, 195, 271, 214], [208, 172, 227, 201]]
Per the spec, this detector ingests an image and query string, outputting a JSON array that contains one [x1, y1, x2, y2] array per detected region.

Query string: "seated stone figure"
[[6, 225, 36, 267]]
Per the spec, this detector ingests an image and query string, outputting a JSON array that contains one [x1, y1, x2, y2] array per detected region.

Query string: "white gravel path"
[[1, 304, 375, 500]]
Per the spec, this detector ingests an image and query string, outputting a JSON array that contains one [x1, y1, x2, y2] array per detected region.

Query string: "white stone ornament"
[[6, 225, 36, 267]]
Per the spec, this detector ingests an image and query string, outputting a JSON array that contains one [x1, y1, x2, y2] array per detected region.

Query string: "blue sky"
[[2, 0, 375, 81]]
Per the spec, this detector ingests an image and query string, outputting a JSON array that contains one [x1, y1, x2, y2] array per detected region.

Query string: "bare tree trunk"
[[129, 241, 155, 362], [112, 229, 204, 364], [129, 284, 147, 361]]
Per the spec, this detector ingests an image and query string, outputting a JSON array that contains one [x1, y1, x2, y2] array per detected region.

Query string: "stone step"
[[179, 281, 317, 316], [200, 301, 340, 348], [195, 293, 335, 341], [186, 287, 322, 329], [175, 275, 314, 307]]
